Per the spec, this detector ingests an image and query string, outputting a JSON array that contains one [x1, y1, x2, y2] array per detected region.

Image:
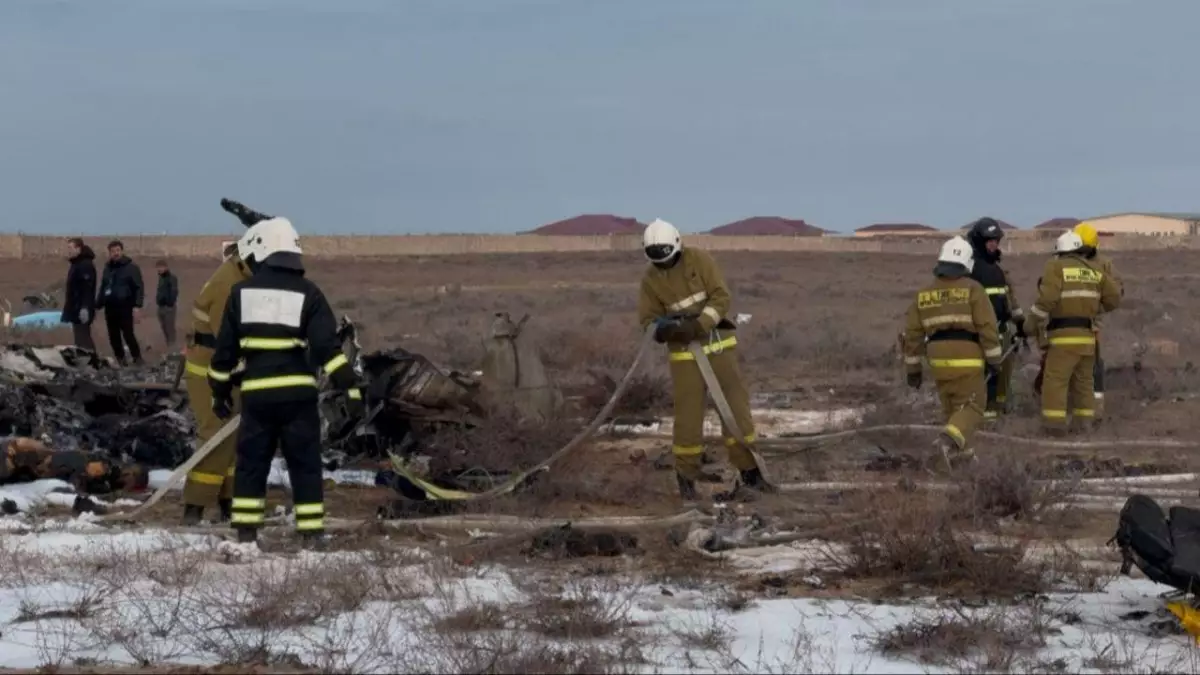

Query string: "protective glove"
[[906, 371, 922, 389], [345, 388, 366, 418], [678, 318, 707, 343], [653, 318, 679, 344], [212, 392, 233, 421], [1012, 319, 1028, 341], [78, 308, 89, 324]]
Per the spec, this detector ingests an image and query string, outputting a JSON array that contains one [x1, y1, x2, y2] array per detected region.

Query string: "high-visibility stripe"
[[701, 306, 722, 324], [294, 503, 324, 516], [208, 369, 231, 382], [667, 291, 707, 312], [1093, 392, 1105, 400], [922, 315, 973, 328], [232, 512, 264, 525], [241, 374, 317, 391], [191, 307, 210, 323], [1030, 306, 1049, 318], [984, 346, 1003, 358], [928, 358, 984, 368], [985, 287, 1007, 295], [1061, 290, 1101, 299], [1073, 409, 1095, 417], [1042, 410, 1067, 419], [668, 336, 738, 361], [296, 518, 324, 531], [188, 472, 225, 486], [240, 337, 308, 350], [323, 353, 348, 374], [232, 497, 266, 509], [227, 465, 236, 476], [724, 434, 756, 447], [185, 361, 209, 377], [983, 410, 998, 419], [944, 424, 965, 447], [1049, 336, 1095, 346], [348, 388, 362, 400], [672, 444, 704, 456], [996, 395, 1007, 403]]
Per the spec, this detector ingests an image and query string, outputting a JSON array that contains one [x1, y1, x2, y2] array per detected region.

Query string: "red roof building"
[[1033, 217, 1082, 231], [854, 223, 938, 236], [706, 216, 826, 236], [528, 214, 646, 235]]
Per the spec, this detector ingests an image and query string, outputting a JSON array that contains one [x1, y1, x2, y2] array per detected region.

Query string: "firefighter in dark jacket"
[[965, 218, 1026, 419], [61, 238, 98, 352], [97, 240, 145, 366], [207, 217, 363, 546]]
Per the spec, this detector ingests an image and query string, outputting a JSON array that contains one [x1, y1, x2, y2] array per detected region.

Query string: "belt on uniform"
[[1047, 317, 1092, 331], [192, 332, 217, 349], [927, 329, 979, 343]]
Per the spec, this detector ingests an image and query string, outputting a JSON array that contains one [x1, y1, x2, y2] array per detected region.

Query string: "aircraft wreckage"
[[0, 312, 565, 515]]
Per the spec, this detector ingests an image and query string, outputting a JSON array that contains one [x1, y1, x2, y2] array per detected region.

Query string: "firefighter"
[[635, 218, 772, 502], [1074, 221, 1123, 421], [180, 202, 270, 526], [207, 217, 363, 545], [965, 217, 1026, 419], [1023, 231, 1120, 434], [903, 236, 1003, 465]]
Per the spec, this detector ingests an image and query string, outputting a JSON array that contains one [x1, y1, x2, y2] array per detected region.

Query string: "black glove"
[[212, 391, 233, 421], [678, 318, 706, 342], [345, 388, 366, 418], [986, 362, 1001, 381], [1012, 320, 1027, 341], [653, 318, 680, 344], [906, 371, 922, 389]]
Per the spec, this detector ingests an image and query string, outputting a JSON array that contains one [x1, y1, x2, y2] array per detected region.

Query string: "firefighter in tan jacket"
[[1073, 222, 1123, 420], [181, 245, 252, 524], [1024, 231, 1121, 434], [636, 219, 771, 501], [904, 236, 1003, 465]]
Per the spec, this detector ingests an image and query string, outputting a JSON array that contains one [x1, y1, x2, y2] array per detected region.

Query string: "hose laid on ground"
[[747, 424, 1200, 452]]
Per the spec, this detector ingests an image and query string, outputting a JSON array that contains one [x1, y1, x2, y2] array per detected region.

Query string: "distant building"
[[853, 223, 939, 237], [1080, 212, 1200, 237], [1033, 217, 1082, 234], [528, 214, 645, 235], [707, 216, 827, 236]]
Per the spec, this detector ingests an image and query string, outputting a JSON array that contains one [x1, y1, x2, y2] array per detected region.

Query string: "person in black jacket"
[[154, 259, 179, 348], [96, 240, 145, 366], [208, 217, 362, 548], [965, 218, 1027, 419], [61, 238, 97, 352]]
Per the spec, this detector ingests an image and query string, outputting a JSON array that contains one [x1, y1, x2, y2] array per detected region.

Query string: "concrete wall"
[[1085, 214, 1197, 236], [4, 231, 1198, 260]]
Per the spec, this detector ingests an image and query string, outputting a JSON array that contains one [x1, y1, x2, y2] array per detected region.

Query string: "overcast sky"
[[2, 0, 1198, 234]]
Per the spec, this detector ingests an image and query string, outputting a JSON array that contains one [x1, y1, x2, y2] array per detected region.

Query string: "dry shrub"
[[423, 404, 579, 478], [582, 368, 672, 418], [512, 575, 642, 640], [872, 603, 1054, 671], [953, 453, 1070, 520]]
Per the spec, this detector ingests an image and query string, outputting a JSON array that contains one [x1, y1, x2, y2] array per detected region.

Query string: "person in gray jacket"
[[155, 259, 179, 348]]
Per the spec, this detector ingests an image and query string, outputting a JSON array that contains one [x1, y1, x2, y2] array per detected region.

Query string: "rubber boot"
[[218, 499, 233, 523], [182, 504, 204, 526], [236, 527, 258, 544], [739, 468, 777, 494]]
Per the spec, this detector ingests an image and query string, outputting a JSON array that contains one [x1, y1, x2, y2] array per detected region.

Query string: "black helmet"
[[968, 217, 1004, 243]]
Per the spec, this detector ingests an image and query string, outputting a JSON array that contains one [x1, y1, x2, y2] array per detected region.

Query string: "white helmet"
[[642, 218, 681, 263], [1055, 231, 1084, 254], [937, 235, 975, 273], [237, 217, 301, 263]]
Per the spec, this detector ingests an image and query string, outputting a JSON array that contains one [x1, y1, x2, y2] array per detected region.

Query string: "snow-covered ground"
[[0, 513, 1195, 673], [611, 407, 866, 439]]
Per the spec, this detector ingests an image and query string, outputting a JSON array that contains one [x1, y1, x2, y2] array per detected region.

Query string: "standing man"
[[180, 198, 265, 526], [636, 218, 772, 502], [208, 217, 363, 547], [904, 236, 1003, 466], [61, 238, 97, 352], [96, 240, 145, 366], [155, 259, 179, 349], [1024, 231, 1121, 435], [1073, 222, 1122, 421], [965, 217, 1026, 419]]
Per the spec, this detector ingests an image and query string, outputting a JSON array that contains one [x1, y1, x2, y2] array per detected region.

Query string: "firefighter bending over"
[[1023, 231, 1120, 434], [965, 217, 1026, 419], [1073, 221, 1123, 421], [207, 217, 363, 546], [636, 218, 772, 502], [903, 236, 1003, 466]]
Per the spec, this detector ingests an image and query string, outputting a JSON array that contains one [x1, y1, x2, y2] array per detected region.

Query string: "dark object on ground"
[[1112, 494, 1200, 593], [526, 523, 639, 558]]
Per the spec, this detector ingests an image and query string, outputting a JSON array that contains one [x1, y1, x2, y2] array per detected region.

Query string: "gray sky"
[[2, 0, 1198, 234]]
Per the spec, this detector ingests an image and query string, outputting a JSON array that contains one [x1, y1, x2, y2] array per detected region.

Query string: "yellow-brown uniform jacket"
[[636, 248, 737, 359], [1024, 253, 1120, 349], [185, 255, 252, 378], [1088, 252, 1122, 332], [903, 276, 1003, 377]]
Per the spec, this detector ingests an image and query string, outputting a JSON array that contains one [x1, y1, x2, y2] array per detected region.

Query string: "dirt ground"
[[3, 249, 1196, 539]]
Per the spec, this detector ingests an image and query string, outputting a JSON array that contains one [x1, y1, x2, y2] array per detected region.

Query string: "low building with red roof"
[[706, 216, 827, 236], [853, 223, 939, 237], [527, 214, 646, 235]]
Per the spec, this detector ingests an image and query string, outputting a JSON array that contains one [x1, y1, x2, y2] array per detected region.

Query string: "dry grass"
[[872, 603, 1056, 671]]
